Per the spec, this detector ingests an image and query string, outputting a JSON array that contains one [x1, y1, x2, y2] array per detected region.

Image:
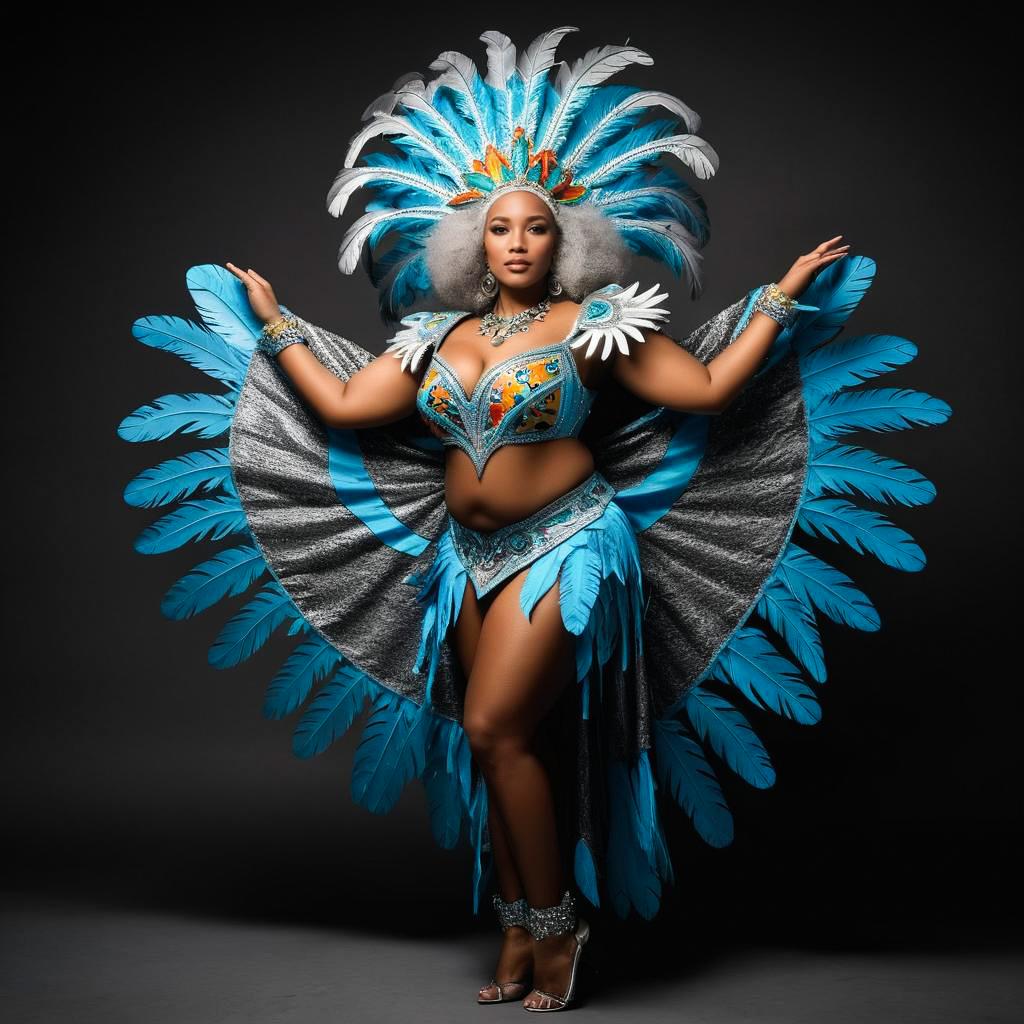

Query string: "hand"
[[777, 236, 850, 301], [225, 263, 283, 324]]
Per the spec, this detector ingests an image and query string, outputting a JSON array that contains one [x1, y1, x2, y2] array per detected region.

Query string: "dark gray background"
[[4, 4, 1019, 1021]]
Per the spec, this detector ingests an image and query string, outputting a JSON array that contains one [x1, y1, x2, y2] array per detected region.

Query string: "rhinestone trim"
[[525, 889, 577, 940], [492, 893, 529, 930], [449, 472, 613, 598]]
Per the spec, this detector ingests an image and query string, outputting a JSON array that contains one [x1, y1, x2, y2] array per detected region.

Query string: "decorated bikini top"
[[385, 282, 670, 479]]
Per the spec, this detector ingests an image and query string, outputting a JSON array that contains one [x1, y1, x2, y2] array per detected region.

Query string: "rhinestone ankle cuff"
[[526, 889, 577, 939], [492, 893, 528, 930]]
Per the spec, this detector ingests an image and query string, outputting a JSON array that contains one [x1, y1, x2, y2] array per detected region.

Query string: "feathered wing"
[[122, 258, 948, 922], [583, 255, 949, 899], [121, 264, 496, 909]]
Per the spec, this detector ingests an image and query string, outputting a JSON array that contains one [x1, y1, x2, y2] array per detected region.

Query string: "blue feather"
[[808, 386, 952, 444], [605, 757, 669, 920], [776, 545, 880, 633], [184, 264, 264, 353], [118, 392, 235, 443], [519, 530, 591, 621], [574, 836, 600, 907], [787, 254, 876, 357], [134, 494, 247, 555], [755, 576, 827, 683], [263, 636, 342, 720], [574, 118, 680, 183], [351, 689, 432, 815], [800, 332, 919, 403], [597, 166, 711, 245], [807, 441, 937, 507], [797, 497, 926, 571], [710, 627, 822, 725], [131, 313, 250, 388], [161, 543, 266, 620], [468, 772, 490, 913], [558, 530, 606, 635], [422, 717, 466, 850], [685, 687, 775, 789], [293, 662, 373, 758], [124, 448, 233, 508], [558, 84, 646, 167], [209, 581, 298, 669], [652, 716, 734, 847]]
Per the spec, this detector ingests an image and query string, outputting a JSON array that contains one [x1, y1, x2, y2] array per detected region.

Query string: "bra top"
[[417, 325, 599, 478], [383, 282, 672, 479]]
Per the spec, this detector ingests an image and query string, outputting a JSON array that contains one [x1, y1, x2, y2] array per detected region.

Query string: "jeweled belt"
[[448, 471, 615, 598]]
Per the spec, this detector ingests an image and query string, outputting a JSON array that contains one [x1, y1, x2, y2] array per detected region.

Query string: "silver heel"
[[477, 894, 533, 1004], [522, 890, 589, 1012]]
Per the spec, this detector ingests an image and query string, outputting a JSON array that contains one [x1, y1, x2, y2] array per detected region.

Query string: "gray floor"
[[2, 891, 1021, 1023]]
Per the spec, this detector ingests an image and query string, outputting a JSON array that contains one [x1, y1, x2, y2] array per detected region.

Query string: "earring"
[[481, 267, 498, 297], [549, 274, 563, 296]]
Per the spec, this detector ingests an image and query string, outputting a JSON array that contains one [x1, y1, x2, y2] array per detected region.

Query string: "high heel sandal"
[[477, 893, 533, 1004], [522, 889, 590, 1012]]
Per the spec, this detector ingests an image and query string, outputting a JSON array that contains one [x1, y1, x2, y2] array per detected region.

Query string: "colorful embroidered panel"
[[416, 340, 598, 479]]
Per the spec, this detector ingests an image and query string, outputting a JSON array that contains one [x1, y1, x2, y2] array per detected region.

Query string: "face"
[[482, 190, 558, 290]]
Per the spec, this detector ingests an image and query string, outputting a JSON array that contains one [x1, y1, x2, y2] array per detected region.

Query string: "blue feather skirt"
[[402, 470, 671, 916]]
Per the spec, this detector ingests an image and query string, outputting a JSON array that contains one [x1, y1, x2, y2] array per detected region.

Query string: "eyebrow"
[[489, 215, 550, 223]]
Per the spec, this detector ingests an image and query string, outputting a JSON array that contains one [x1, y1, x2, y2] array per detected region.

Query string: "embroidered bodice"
[[385, 282, 670, 479]]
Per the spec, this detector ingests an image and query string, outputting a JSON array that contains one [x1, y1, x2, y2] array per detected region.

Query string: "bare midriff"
[[431, 299, 613, 532]]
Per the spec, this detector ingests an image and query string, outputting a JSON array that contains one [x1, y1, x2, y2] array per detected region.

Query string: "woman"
[[121, 25, 940, 1015], [225, 191, 844, 1010]]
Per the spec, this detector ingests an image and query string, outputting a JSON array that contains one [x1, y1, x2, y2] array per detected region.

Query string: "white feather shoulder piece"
[[567, 281, 670, 361], [384, 310, 471, 373]]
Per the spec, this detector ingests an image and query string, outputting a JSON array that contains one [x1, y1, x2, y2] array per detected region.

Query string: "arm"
[[225, 263, 422, 430], [275, 341, 421, 430], [612, 312, 782, 415], [612, 236, 849, 415]]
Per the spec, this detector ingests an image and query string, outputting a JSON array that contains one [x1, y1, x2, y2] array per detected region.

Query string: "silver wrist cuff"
[[753, 283, 799, 330], [526, 889, 577, 939], [257, 316, 309, 358], [492, 893, 528, 930]]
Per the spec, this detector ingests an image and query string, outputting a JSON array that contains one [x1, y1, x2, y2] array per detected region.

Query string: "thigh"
[[463, 567, 576, 743]]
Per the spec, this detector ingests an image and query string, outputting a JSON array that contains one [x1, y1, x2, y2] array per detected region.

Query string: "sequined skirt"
[[403, 470, 647, 711]]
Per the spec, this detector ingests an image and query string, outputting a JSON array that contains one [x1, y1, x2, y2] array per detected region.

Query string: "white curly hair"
[[423, 195, 632, 314]]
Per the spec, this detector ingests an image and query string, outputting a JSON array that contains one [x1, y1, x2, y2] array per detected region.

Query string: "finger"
[[226, 262, 255, 285], [813, 235, 844, 253], [248, 269, 271, 287]]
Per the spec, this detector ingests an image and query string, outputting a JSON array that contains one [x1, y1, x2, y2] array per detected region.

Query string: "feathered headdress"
[[326, 26, 719, 321]]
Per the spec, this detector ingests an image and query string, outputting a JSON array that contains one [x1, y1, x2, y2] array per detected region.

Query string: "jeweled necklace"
[[479, 296, 551, 346]]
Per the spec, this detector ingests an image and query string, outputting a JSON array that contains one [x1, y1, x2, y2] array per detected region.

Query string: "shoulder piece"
[[384, 310, 473, 373], [567, 282, 670, 361]]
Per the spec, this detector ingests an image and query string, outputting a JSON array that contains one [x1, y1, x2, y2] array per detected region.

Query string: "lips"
[[505, 261, 531, 268]]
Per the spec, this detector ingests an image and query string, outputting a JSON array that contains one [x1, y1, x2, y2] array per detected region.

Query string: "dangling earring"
[[481, 266, 498, 297], [549, 273, 563, 297]]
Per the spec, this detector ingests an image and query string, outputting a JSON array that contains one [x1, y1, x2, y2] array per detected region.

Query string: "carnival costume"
[[118, 27, 948, 929]]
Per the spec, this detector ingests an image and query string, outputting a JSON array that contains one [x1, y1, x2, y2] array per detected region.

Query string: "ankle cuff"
[[526, 889, 577, 939], [492, 893, 528, 930]]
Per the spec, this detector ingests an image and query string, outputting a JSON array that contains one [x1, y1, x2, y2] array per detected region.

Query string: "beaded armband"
[[752, 283, 818, 330], [567, 281, 670, 361], [257, 305, 309, 358]]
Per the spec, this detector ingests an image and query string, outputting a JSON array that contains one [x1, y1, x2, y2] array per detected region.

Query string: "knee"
[[463, 714, 530, 771]]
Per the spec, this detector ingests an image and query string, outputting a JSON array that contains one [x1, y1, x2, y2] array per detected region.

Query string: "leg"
[[461, 569, 582, 1009], [449, 579, 533, 1001]]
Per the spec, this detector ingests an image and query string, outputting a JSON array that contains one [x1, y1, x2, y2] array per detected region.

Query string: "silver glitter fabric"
[[228, 292, 808, 891], [449, 472, 614, 597], [492, 893, 529, 930], [525, 890, 578, 939]]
